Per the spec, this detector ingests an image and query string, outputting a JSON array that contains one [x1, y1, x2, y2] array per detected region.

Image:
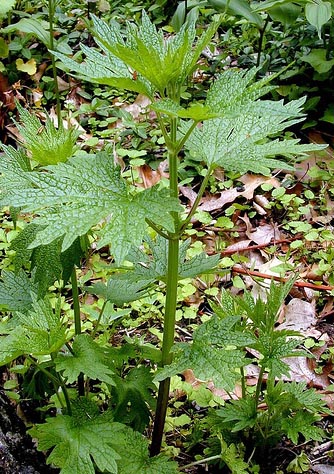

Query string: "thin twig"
[[232, 266, 334, 292]]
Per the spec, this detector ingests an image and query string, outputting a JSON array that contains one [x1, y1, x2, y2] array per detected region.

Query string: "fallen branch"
[[232, 266, 334, 292]]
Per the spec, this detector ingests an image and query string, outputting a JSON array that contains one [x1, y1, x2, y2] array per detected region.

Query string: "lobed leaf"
[[30, 407, 178, 474], [54, 12, 221, 96], [0, 297, 66, 365], [184, 101, 326, 175], [55, 334, 115, 385], [0, 152, 181, 264], [156, 316, 253, 391]]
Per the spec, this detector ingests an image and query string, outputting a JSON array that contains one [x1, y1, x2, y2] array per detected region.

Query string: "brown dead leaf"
[[245, 221, 283, 245], [238, 174, 280, 199], [138, 160, 168, 188], [282, 356, 330, 389], [280, 298, 317, 332], [311, 464, 334, 474], [121, 94, 151, 120], [180, 174, 280, 213]]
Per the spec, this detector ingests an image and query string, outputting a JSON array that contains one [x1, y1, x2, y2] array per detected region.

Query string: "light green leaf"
[[87, 276, 151, 306], [16, 58, 37, 75], [53, 46, 153, 97], [185, 92, 326, 174], [14, 103, 79, 165], [281, 411, 324, 444], [301, 48, 334, 73], [205, 68, 283, 117], [0, 297, 66, 365], [0, 152, 180, 263], [220, 439, 251, 474], [55, 334, 115, 384], [152, 99, 219, 121], [54, 12, 221, 96], [0, 0, 16, 19], [1, 18, 51, 47], [305, 1, 332, 39], [156, 316, 255, 391]]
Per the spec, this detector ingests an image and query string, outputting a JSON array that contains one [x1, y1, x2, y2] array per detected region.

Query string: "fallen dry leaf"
[[180, 174, 280, 213], [138, 160, 168, 188], [280, 298, 317, 332]]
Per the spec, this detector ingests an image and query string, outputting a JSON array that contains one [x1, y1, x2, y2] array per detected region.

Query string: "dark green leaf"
[[55, 334, 115, 384]]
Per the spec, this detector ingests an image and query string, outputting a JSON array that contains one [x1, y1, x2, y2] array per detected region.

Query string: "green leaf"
[[220, 439, 251, 474], [0, 0, 16, 19], [0, 37, 9, 58], [11, 225, 88, 294], [53, 46, 153, 97], [301, 48, 334, 73], [283, 381, 328, 413], [267, 3, 302, 26], [254, 331, 306, 379], [281, 411, 324, 444], [30, 409, 120, 474], [14, 103, 79, 165], [185, 80, 326, 174], [125, 235, 220, 283], [156, 316, 255, 391], [0, 269, 38, 312], [88, 276, 151, 306], [54, 12, 221, 96], [55, 334, 115, 385], [112, 366, 156, 432], [30, 405, 178, 474], [11, 224, 63, 297], [217, 397, 258, 432], [115, 425, 179, 474], [152, 99, 219, 121], [0, 152, 181, 264], [1, 18, 51, 48], [0, 297, 66, 365], [16, 58, 37, 75], [305, 1, 332, 39], [208, 0, 263, 27]]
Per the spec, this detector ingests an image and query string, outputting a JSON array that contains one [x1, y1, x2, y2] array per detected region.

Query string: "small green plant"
[[0, 9, 327, 472], [166, 280, 327, 471]]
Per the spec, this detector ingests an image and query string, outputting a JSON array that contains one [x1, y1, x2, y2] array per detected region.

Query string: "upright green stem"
[[71, 267, 84, 396], [179, 165, 213, 233], [48, 0, 62, 126], [150, 117, 180, 456]]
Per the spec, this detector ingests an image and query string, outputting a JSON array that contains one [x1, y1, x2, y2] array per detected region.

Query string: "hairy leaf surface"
[[53, 12, 221, 96], [0, 152, 180, 263], [55, 334, 115, 385], [0, 269, 38, 311], [0, 297, 66, 365], [184, 96, 326, 174], [156, 316, 255, 391], [30, 407, 178, 474]]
